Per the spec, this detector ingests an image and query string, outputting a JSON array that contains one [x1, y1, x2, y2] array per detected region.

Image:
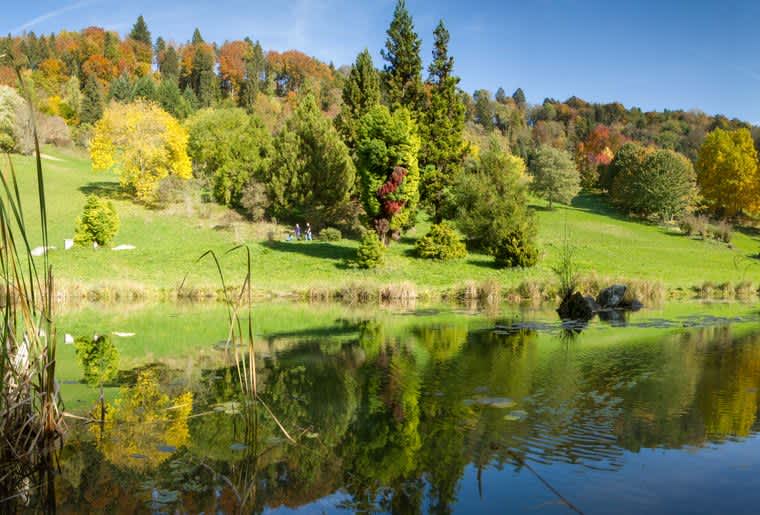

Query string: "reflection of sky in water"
[[265, 438, 760, 514]]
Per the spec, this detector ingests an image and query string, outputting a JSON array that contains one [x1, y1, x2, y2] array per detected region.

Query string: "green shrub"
[[415, 222, 466, 260], [492, 228, 539, 268], [74, 195, 120, 246], [353, 231, 385, 269], [319, 227, 342, 241]]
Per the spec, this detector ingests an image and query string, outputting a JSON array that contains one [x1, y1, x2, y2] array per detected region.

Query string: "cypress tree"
[[420, 20, 466, 221], [335, 49, 381, 149], [381, 0, 423, 113], [129, 15, 151, 46], [80, 74, 104, 125]]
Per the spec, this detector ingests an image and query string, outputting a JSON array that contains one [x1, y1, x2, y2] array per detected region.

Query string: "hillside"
[[12, 147, 760, 300]]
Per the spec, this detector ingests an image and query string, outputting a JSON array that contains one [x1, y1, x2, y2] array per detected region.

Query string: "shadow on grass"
[[569, 193, 642, 224], [466, 257, 500, 269], [265, 240, 355, 263], [79, 181, 130, 201]]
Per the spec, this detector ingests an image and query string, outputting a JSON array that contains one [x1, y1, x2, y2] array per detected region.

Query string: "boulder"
[[557, 291, 596, 321], [596, 284, 643, 311]]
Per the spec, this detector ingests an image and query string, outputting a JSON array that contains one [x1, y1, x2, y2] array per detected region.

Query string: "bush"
[[492, 228, 539, 268], [678, 214, 709, 238], [319, 227, 342, 241], [155, 175, 194, 206], [415, 222, 466, 260], [709, 220, 733, 243], [240, 180, 270, 221], [74, 195, 120, 246], [353, 231, 385, 269]]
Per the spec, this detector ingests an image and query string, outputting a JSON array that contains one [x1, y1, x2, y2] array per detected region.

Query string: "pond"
[[15, 301, 760, 513]]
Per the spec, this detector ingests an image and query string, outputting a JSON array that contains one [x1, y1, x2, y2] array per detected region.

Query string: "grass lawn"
[[8, 146, 760, 298]]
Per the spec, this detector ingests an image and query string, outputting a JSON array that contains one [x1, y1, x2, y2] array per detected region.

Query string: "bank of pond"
[[9, 300, 760, 513]]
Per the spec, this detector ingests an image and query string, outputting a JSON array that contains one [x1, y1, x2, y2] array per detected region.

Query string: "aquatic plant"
[[0, 64, 63, 508]]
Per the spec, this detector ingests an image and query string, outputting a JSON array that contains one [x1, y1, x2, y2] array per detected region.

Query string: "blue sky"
[[4, 0, 759, 123]]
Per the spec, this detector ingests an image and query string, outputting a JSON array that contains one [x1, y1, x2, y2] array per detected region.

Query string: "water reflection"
[[21, 310, 760, 512]]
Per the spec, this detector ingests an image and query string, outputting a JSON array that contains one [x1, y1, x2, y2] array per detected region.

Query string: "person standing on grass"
[[306, 222, 313, 241], [295, 223, 302, 240]]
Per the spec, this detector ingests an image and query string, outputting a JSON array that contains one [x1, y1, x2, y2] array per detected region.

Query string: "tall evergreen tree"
[[80, 74, 104, 125], [109, 73, 133, 102], [335, 49, 381, 149], [238, 40, 267, 112], [158, 80, 192, 119], [512, 87, 526, 107], [104, 32, 119, 61], [129, 15, 151, 46], [420, 20, 466, 221], [160, 47, 180, 82], [154, 37, 166, 59], [191, 28, 204, 45], [381, 0, 423, 113], [132, 75, 157, 101], [192, 46, 217, 107]]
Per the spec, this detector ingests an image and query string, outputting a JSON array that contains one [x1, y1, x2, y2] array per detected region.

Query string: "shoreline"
[[51, 275, 758, 305]]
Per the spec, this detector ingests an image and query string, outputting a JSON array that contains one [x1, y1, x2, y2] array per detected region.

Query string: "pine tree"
[[238, 40, 266, 112], [109, 73, 133, 102], [381, 0, 423, 113], [132, 75, 157, 101], [154, 37, 166, 59], [158, 80, 192, 119], [495, 87, 508, 104], [419, 20, 466, 221], [160, 47, 180, 82], [192, 45, 217, 107], [104, 32, 119, 61], [182, 86, 198, 111], [512, 87, 526, 107], [80, 74, 104, 125], [129, 15, 151, 46], [335, 49, 381, 149], [191, 28, 204, 45]]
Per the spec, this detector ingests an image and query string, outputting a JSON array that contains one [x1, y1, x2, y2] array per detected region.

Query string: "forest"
[[1, 0, 759, 271]]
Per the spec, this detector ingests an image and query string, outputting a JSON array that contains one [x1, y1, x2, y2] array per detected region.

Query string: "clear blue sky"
[[5, 0, 759, 123]]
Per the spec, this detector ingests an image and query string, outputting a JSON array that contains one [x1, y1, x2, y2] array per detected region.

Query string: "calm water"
[[10, 302, 760, 513]]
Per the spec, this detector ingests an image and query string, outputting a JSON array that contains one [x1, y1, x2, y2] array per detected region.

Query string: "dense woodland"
[[1, 1, 759, 268]]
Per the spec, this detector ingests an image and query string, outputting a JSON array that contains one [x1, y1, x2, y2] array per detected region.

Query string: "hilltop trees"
[[90, 101, 191, 202], [529, 145, 580, 208], [356, 105, 420, 242], [696, 128, 759, 217], [267, 93, 356, 228]]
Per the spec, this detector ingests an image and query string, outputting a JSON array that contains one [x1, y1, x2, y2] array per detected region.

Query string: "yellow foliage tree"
[[696, 128, 760, 217], [92, 370, 193, 470], [90, 100, 192, 202]]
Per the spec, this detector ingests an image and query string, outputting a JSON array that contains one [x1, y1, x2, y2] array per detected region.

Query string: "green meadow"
[[11, 147, 760, 298]]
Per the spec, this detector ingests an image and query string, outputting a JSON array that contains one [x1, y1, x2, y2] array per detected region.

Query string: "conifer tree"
[[80, 74, 104, 125], [381, 0, 423, 113], [108, 73, 133, 102], [192, 46, 217, 107], [132, 75, 157, 102], [129, 15, 151, 46], [335, 49, 381, 149], [238, 40, 266, 112], [160, 47, 180, 82], [420, 20, 466, 221], [191, 28, 204, 45]]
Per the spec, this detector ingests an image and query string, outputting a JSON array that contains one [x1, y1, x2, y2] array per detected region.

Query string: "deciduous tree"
[[90, 100, 192, 202], [529, 145, 580, 208], [696, 128, 760, 217]]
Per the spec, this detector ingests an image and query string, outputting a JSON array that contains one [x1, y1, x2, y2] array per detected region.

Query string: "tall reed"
[[0, 65, 62, 508]]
